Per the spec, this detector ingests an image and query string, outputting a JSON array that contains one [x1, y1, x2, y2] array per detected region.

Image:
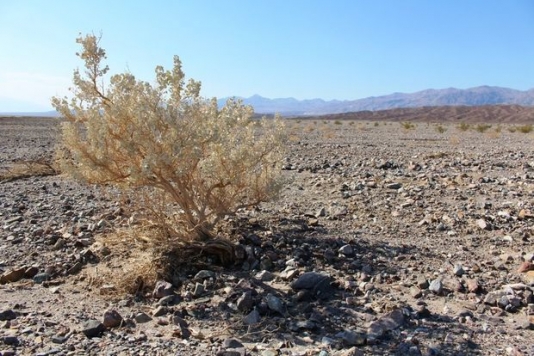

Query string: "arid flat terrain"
[[1, 115, 534, 355]]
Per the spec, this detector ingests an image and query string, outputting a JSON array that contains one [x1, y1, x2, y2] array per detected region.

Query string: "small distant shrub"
[[456, 122, 471, 131], [517, 124, 533, 133], [475, 123, 492, 133], [374, 122, 379, 127], [494, 125, 502, 133], [348, 121, 355, 126], [334, 120, 343, 125], [401, 121, 416, 130], [434, 125, 447, 134], [508, 126, 517, 133]]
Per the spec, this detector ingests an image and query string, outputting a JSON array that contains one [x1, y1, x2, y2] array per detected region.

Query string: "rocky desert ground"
[[1, 116, 534, 356]]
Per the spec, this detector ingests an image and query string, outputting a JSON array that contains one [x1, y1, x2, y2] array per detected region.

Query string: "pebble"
[[134, 312, 152, 323], [429, 278, 443, 295], [291, 271, 331, 290], [81, 319, 105, 338], [103, 309, 123, 328], [237, 291, 254, 313], [339, 244, 354, 256], [243, 308, 261, 325]]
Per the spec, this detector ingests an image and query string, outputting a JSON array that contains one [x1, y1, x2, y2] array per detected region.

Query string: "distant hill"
[[4, 86, 534, 117], [219, 86, 534, 115], [303, 105, 534, 123]]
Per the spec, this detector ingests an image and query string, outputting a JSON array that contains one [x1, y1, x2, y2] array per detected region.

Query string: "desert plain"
[[1, 114, 534, 355]]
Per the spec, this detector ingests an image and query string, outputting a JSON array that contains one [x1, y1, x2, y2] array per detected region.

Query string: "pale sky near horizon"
[[1, 0, 533, 111]]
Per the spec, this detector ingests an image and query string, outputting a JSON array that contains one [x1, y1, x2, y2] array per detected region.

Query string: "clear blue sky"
[[1, 0, 533, 111]]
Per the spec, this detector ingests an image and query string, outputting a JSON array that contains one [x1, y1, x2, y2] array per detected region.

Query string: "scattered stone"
[[367, 308, 406, 341], [476, 219, 490, 230], [255, 270, 274, 281], [291, 271, 330, 290], [193, 282, 205, 297], [217, 337, 247, 356], [417, 276, 429, 289], [0, 310, 16, 321], [339, 244, 354, 256], [0, 268, 25, 283], [484, 291, 506, 306], [236, 291, 254, 313], [336, 329, 366, 346], [23, 266, 39, 278], [81, 319, 106, 338], [264, 294, 285, 315], [134, 312, 152, 323], [243, 308, 260, 325], [66, 262, 83, 275], [158, 295, 179, 306], [194, 270, 215, 280], [410, 286, 423, 298], [153, 306, 168, 317], [102, 309, 123, 328], [452, 263, 465, 276], [465, 278, 480, 293], [153, 280, 174, 299], [1, 336, 19, 346], [289, 320, 317, 331], [518, 261, 533, 273], [429, 278, 443, 295]]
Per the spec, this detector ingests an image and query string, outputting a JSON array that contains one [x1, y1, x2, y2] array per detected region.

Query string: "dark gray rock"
[[194, 270, 215, 280], [243, 308, 260, 325], [33, 273, 50, 284], [367, 308, 406, 340], [336, 329, 366, 346], [134, 312, 152, 323], [237, 291, 254, 313], [1, 336, 19, 346], [152, 280, 174, 299], [81, 319, 106, 338], [0, 310, 16, 321], [291, 271, 330, 290], [429, 278, 443, 294]]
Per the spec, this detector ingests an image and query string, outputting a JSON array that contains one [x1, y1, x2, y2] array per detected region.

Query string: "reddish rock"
[[102, 309, 123, 328], [517, 261, 534, 273], [465, 278, 480, 293], [0, 268, 26, 284]]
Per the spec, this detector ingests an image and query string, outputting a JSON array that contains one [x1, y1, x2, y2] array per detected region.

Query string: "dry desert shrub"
[[0, 157, 58, 182], [475, 123, 492, 133], [456, 122, 471, 131], [434, 124, 447, 134], [517, 124, 533, 133], [52, 33, 286, 246], [400, 121, 416, 130]]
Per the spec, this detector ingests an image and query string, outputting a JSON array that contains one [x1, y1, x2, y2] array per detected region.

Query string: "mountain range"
[[218, 86, 534, 115], [3, 86, 534, 117]]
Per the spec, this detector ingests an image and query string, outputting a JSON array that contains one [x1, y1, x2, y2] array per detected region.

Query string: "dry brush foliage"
[[52, 34, 286, 244]]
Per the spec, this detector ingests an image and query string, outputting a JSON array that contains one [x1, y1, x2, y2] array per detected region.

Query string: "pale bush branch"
[[52, 34, 287, 241]]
